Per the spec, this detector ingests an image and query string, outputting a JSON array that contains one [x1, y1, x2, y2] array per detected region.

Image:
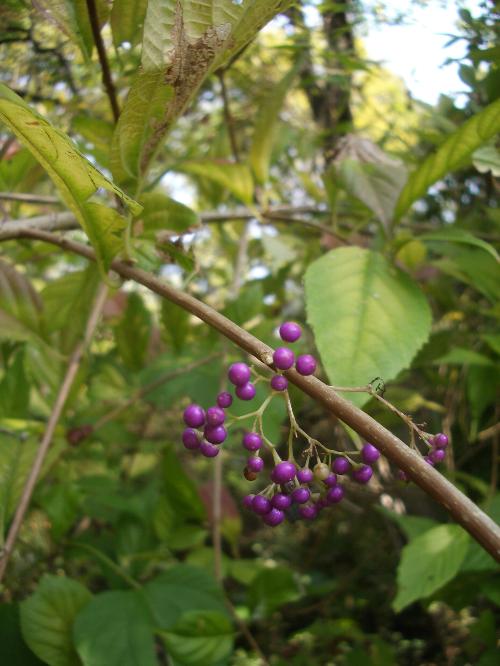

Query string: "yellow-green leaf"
[[395, 98, 500, 219]]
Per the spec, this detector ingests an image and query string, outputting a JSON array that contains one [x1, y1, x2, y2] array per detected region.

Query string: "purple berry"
[[242, 432, 262, 451], [433, 433, 449, 448], [206, 406, 225, 427], [263, 508, 285, 526], [271, 461, 297, 484], [182, 428, 201, 450], [252, 495, 272, 515], [424, 456, 435, 466], [247, 456, 264, 473], [216, 391, 233, 408], [243, 494, 255, 509], [299, 504, 318, 520], [361, 443, 380, 464], [228, 362, 251, 386], [200, 441, 219, 458], [183, 404, 205, 428], [295, 354, 317, 376], [270, 375, 288, 391], [326, 485, 344, 504], [352, 464, 373, 484], [292, 487, 311, 504], [332, 457, 351, 475], [430, 448, 446, 463], [323, 473, 337, 487], [204, 425, 227, 444], [273, 347, 295, 371], [235, 382, 256, 401], [296, 468, 314, 484], [279, 321, 302, 343], [272, 493, 292, 510], [397, 469, 409, 482]]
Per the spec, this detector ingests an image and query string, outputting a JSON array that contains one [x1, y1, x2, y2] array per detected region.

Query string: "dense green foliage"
[[0, 1, 499, 664]]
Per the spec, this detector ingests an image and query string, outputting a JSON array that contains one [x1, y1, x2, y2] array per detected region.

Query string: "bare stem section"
[[0, 283, 109, 582], [5, 229, 500, 563]]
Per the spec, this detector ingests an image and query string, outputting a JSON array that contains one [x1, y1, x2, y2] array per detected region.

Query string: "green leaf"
[[144, 565, 228, 629], [112, 0, 293, 187], [0, 349, 30, 418], [380, 509, 438, 541], [33, 0, 92, 60], [161, 299, 190, 353], [392, 525, 470, 612], [0, 430, 66, 542], [434, 347, 495, 367], [0, 604, 45, 666], [20, 575, 92, 666], [333, 135, 407, 230], [337, 159, 407, 230], [73, 591, 157, 666], [250, 62, 299, 183], [0, 258, 45, 348], [162, 447, 206, 521], [110, 0, 148, 47], [395, 98, 500, 218], [114, 292, 152, 371], [305, 247, 432, 406], [161, 610, 233, 666], [179, 160, 254, 205], [73, 114, 113, 169], [472, 144, 500, 176], [41, 265, 101, 353], [0, 85, 141, 274], [418, 228, 499, 262], [138, 192, 199, 237], [434, 246, 500, 302], [247, 566, 300, 617]]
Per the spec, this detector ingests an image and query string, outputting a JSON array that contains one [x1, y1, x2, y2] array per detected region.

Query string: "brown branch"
[[0, 211, 77, 238], [5, 228, 500, 562], [0, 283, 108, 582], [0, 192, 60, 204], [85, 0, 120, 122]]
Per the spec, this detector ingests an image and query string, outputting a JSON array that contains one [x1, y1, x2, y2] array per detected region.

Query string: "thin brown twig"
[[0, 283, 108, 582], [85, 0, 120, 122], [5, 229, 500, 562]]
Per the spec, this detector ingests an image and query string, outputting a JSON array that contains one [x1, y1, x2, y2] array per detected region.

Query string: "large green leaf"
[[247, 567, 300, 617], [395, 98, 500, 218], [0, 350, 30, 418], [161, 611, 233, 666], [162, 447, 206, 521], [392, 525, 470, 612], [73, 591, 156, 666], [250, 62, 299, 184], [305, 247, 432, 406], [0, 85, 141, 274], [111, 0, 293, 187], [20, 575, 92, 666]]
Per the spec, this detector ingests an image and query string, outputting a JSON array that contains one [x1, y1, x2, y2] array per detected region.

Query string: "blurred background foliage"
[[0, 0, 499, 664]]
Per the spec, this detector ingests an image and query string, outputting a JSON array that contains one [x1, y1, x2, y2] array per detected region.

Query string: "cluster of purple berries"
[[397, 432, 449, 482], [272, 321, 317, 380], [181, 321, 317, 458], [243, 443, 381, 527]]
